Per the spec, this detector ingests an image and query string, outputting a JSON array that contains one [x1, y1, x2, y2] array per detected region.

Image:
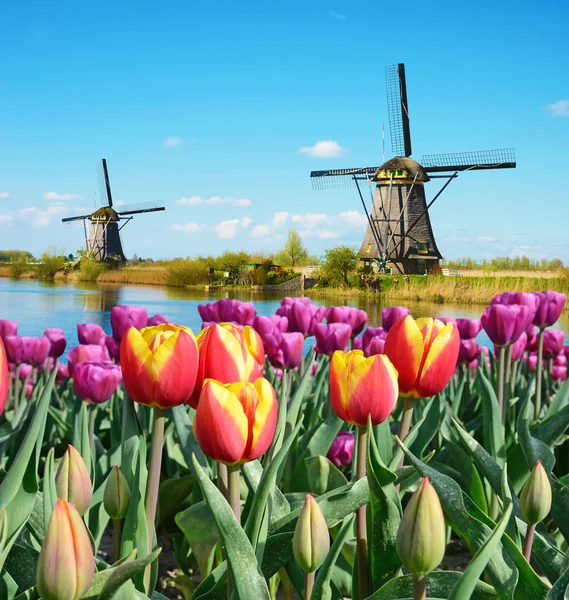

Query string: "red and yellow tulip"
[[194, 377, 278, 464], [120, 323, 199, 409], [330, 350, 398, 426], [189, 323, 264, 408], [384, 315, 459, 399]]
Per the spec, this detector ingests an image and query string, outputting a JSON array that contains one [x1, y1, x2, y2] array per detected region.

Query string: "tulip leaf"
[[367, 422, 402, 591], [545, 377, 569, 417], [305, 455, 349, 496], [286, 346, 316, 429], [3, 540, 39, 592], [448, 502, 513, 600], [547, 563, 569, 600], [478, 371, 506, 467], [191, 454, 271, 600], [241, 460, 290, 526], [517, 397, 555, 476], [42, 447, 57, 533], [367, 571, 499, 600], [409, 395, 441, 458], [387, 416, 426, 472], [120, 389, 144, 488], [170, 405, 209, 476], [0, 570, 19, 600], [310, 514, 354, 600], [158, 475, 194, 526]]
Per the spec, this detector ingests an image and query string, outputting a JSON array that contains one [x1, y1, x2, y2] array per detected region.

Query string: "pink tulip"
[[0, 320, 17, 340], [543, 330, 565, 359], [264, 332, 304, 370], [492, 292, 540, 321], [325, 306, 367, 337], [327, 431, 355, 467], [366, 336, 386, 357], [105, 336, 121, 363], [43, 328, 67, 359], [554, 354, 567, 367], [18, 363, 33, 381], [198, 299, 256, 327], [481, 304, 533, 347], [314, 323, 352, 355], [532, 291, 567, 329], [56, 363, 69, 384], [147, 314, 169, 327], [110, 305, 148, 342], [552, 366, 567, 382], [381, 306, 411, 332], [458, 339, 480, 363], [4, 336, 50, 366], [67, 344, 111, 376], [455, 318, 482, 340], [511, 332, 528, 362], [73, 362, 123, 404], [253, 315, 289, 343], [276, 299, 326, 336], [360, 327, 386, 356], [77, 323, 106, 346]]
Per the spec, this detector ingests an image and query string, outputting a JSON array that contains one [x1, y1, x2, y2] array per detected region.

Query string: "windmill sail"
[[386, 64, 412, 157]]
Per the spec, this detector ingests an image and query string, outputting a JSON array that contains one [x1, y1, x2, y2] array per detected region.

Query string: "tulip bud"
[[55, 445, 92, 516], [293, 495, 330, 573], [103, 466, 131, 520], [0, 508, 7, 554], [520, 461, 552, 525], [396, 477, 446, 577], [36, 499, 95, 600]]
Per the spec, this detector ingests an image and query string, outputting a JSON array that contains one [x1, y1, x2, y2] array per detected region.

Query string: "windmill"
[[61, 159, 166, 262], [310, 63, 516, 275]]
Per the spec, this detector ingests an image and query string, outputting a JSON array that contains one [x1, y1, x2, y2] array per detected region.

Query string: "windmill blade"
[[62, 214, 91, 223], [422, 148, 516, 172], [385, 63, 412, 157], [310, 167, 379, 190], [117, 202, 165, 217], [101, 158, 114, 207]]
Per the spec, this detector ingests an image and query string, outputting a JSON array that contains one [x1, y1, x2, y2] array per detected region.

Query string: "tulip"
[[252, 315, 289, 343], [527, 353, 538, 373], [4, 335, 50, 367], [43, 328, 67, 359], [77, 323, 106, 346], [55, 445, 93, 516], [542, 330, 565, 359], [0, 338, 7, 416], [147, 313, 169, 327], [110, 304, 148, 342], [264, 332, 305, 370], [0, 319, 17, 340], [293, 494, 330, 577], [121, 323, 198, 409], [194, 378, 278, 465], [36, 499, 95, 600], [104, 466, 131, 520], [437, 317, 455, 326], [366, 336, 386, 357], [532, 291, 566, 329], [361, 326, 386, 351], [190, 323, 264, 408], [511, 332, 528, 362], [396, 477, 446, 581], [381, 306, 410, 332], [105, 335, 121, 362], [493, 291, 540, 321], [330, 350, 398, 427], [458, 338, 480, 364], [276, 298, 326, 336], [25, 382, 34, 397], [314, 323, 352, 356], [198, 298, 256, 327], [564, 346, 569, 360], [481, 304, 533, 347], [526, 327, 538, 352], [520, 461, 552, 560], [326, 306, 367, 337], [552, 366, 567, 382], [555, 354, 567, 367], [454, 318, 482, 340], [67, 344, 111, 376], [327, 431, 355, 467], [18, 363, 33, 382], [73, 362, 122, 404]]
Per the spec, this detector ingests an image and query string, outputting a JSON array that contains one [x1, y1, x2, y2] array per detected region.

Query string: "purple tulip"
[[0, 320, 17, 340], [366, 336, 386, 357], [554, 354, 567, 367], [198, 299, 256, 327], [276, 299, 325, 336], [360, 327, 386, 355], [73, 362, 123, 404], [110, 305, 148, 342], [105, 336, 121, 363], [510, 332, 528, 362], [18, 363, 33, 381], [455, 319, 482, 340], [56, 363, 69, 384], [264, 332, 305, 370], [381, 306, 411, 332], [253, 315, 289, 343], [532, 291, 567, 329], [437, 317, 456, 326], [481, 304, 533, 347], [552, 366, 567, 382], [563, 346, 569, 360], [4, 335, 50, 366], [67, 344, 111, 376], [325, 306, 367, 337], [526, 327, 538, 352], [543, 330, 565, 359], [468, 358, 479, 370], [77, 323, 106, 346], [147, 313, 169, 327], [458, 339, 480, 363], [43, 328, 67, 359], [492, 292, 540, 320], [327, 431, 355, 467], [353, 337, 363, 351], [314, 323, 352, 355], [527, 353, 538, 373]]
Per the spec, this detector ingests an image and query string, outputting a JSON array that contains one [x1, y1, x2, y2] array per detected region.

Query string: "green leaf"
[[305, 455, 349, 496], [171, 405, 209, 476], [387, 416, 426, 472], [368, 571, 498, 600], [479, 371, 506, 467], [286, 346, 316, 430], [191, 455, 271, 600], [547, 563, 569, 600], [545, 377, 569, 417], [158, 475, 193, 526], [448, 502, 513, 600], [409, 395, 441, 458], [311, 515, 354, 600], [42, 447, 57, 534]]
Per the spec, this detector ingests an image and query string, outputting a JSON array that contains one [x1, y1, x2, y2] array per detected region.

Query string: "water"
[[0, 279, 567, 359]]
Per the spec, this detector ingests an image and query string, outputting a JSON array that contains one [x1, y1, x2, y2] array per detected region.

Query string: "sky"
[[1, 0, 568, 262]]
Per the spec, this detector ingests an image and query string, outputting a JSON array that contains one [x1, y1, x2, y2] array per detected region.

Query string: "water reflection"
[[1, 279, 567, 354]]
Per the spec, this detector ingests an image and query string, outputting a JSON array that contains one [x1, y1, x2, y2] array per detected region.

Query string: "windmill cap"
[[90, 207, 120, 221], [373, 157, 430, 183]]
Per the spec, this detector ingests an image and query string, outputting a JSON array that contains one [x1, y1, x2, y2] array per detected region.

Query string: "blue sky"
[[1, 0, 568, 262]]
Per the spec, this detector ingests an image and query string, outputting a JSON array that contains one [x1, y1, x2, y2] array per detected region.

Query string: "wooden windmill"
[[62, 159, 165, 262], [310, 63, 516, 274]]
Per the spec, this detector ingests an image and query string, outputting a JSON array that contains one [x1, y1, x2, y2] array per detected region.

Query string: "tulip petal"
[[330, 351, 351, 422], [417, 323, 460, 397], [247, 378, 278, 460], [195, 380, 248, 464], [384, 315, 424, 396]]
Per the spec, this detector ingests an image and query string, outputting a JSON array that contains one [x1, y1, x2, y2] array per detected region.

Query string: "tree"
[[322, 245, 358, 287], [282, 229, 308, 267]]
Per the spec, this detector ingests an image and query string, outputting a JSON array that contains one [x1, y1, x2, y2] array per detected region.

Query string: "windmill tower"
[[310, 64, 516, 275], [62, 159, 166, 262]]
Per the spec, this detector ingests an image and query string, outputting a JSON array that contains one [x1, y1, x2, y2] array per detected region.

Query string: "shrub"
[[37, 248, 66, 280], [165, 258, 210, 287], [77, 259, 107, 282], [9, 261, 29, 279]]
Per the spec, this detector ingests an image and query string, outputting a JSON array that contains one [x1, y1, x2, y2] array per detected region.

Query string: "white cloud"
[[251, 224, 271, 238], [18, 202, 71, 228], [215, 219, 241, 239], [169, 222, 206, 233], [115, 199, 126, 207], [329, 10, 346, 19], [297, 140, 348, 158], [0, 192, 9, 199], [241, 216, 253, 228], [441, 236, 473, 243], [292, 213, 328, 228], [162, 137, 184, 147], [477, 236, 497, 243], [19, 207, 37, 216], [176, 195, 252, 207], [43, 192, 84, 201], [339, 211, 368, 228], [0, 214, 13, 228], [545, 100, 569, 117], [272, 212, 289, 228]]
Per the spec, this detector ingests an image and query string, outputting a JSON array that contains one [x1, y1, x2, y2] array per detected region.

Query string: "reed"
[[97, 266, 167, 286]]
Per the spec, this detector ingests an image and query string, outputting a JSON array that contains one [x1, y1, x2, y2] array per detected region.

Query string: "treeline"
[[0, 249, 34, 262], [442, 256, 565, 272]]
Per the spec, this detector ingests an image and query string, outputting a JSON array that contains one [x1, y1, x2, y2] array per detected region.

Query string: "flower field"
[[0, 292, 568, 600]]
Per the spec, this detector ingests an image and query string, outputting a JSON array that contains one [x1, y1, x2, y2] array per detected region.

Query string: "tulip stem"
[[112, 518, 121, 563], [523, 523, 536, 562], [355, 426, 369, 600], [413, 575, 427, 600], [304, 571, 315, 599], [535, 329, 545, 420], [217, 463, 229, 500], [497, 346, 506, 425], [88, 405, 97, 452], [396, 397, 415, 471], [144, 406, 165, 595], [227, 464, 241, 523]]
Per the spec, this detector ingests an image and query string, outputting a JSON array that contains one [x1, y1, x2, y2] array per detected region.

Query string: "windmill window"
[[417, 242, 428, 254], [397, 169, 403, 176]]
